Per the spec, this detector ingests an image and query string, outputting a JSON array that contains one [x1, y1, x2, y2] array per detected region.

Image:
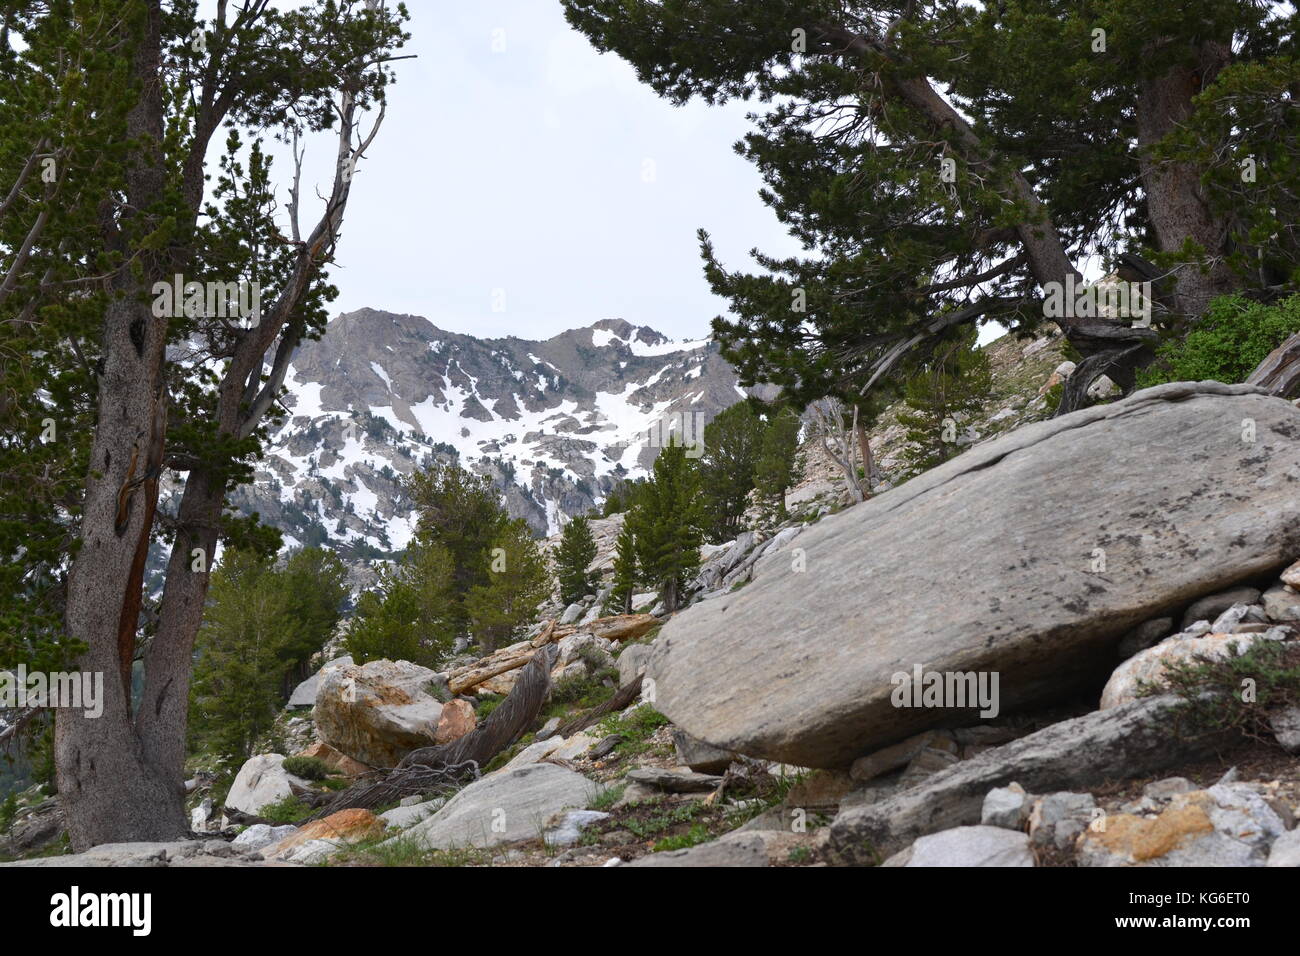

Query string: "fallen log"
[[307, 645, 558, 820], [552, 674, 644, 739]]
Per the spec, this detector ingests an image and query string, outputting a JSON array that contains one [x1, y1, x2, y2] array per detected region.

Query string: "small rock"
[[625, 768, 722, 793], [981, 783, 1030, 830], [1269, 706, 1300, 754], [670, 728, 735, 773], [884, 826, 1034, 867], [1262, 585, 1300, 623], [231, 823, 298, 852], [1267, 828, 1300, 867], [1281, 560, 1300, 590], [544, 810, 610, 847], [1182, 587, 1262, 629], [1028, 792, 1097, 850]]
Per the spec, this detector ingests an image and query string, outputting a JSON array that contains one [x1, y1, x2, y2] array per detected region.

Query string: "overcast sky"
[[283, 0, 804, 343]]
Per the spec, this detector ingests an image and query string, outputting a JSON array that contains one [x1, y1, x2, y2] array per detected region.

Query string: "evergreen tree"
[[609, 521, 638, 615], [276, 547, 349, 691], [563, 0, 1300, 412], [345, 541, 458, 669], [188, 551, 294, 762], [187, 546, 349, 761], [896, 334, 994, 480], [629, 440, 703, 613], [698, 402, 766, 542], [1, 0, 410, 848], [466, 518, 552, 653], [754, 407, 803, 513], [555, 515, 598, 605], [406, 460, 510, 633]]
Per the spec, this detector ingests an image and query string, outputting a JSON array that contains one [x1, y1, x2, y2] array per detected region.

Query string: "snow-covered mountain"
[[229, 309, 750, 557]]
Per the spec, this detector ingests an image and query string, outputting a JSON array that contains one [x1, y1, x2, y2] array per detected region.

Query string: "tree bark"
[[55, 0, 191, 849], [1134, 41, 1235, 318]]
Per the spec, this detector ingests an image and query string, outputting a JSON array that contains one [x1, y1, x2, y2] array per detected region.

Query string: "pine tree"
[[188, 551, 294, 762], [754, 407, 803, 513], [895, 334, 994, 480], [406, 460, 510, 633], [698, 402, 766, 542], [345, 541, 458, 669], [276, 547, 349, 691], [629, 440, 703, 613], [563, 1, 1298, 410], [187, 546, 350, 761], [466, 519, 552, 653], [609, 521, 638, 614], [555, 515, 598, 605]]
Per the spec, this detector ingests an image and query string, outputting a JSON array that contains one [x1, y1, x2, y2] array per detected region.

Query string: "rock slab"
[[648, 383, 1300, 768]]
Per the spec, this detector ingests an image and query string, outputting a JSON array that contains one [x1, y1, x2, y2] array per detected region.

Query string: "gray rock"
[[0, 841, 221, 868], [544, 809, 609, 847], [671, 728, 735, 773], [287, 670, 322, 709], [1262, 585, 1300, 622], [1182, 587, 1262, 630], [399, 763, 602, 851], [1142, 777, 1195, 800], [536, 716, 562, 741], [616, 643, 653, 686], [224, 754, 310, 817], [559, 602, 584, 625], [231, 823, 298, 852], [1267, 828, 1300, 867], [379, 800, 443, 830], [883, 826, 1034, 867], [1210, 603, 1270, 632], [624, 768, 722, 793], [828, 694, 1236, 862], [1270, 706, 1300, 753], [647, 383, 1300, 768], [1077, 783, 1285, 867], [1028, 791, 1097, 850], [627, 830, 770, 867], [981, 784, 1031, 830]]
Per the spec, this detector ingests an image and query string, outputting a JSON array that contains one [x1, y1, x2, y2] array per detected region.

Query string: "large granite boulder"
[[399, 763, 602, 851], [314, 658, 460, 768], [647, 383, 1300, 768], [224, 754, 310, 816]]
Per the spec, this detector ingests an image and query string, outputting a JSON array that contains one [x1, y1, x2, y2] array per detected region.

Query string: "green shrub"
[[259, 795, 314, 824], [281, 756, 329, 781], [1138, 293, 1300, 388], [1140, 639, 1300, 739]]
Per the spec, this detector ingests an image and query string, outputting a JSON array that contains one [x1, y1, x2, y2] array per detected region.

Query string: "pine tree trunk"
[[54, 1, 192, 849], [1135, 42, 1235, 318]]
